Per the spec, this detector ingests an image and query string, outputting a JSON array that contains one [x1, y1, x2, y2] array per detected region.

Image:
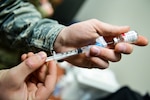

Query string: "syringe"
[[46, 31, 138, 62]]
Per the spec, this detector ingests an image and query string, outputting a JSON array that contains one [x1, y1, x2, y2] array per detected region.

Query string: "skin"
[[0, 52, 57, 100], [40, 0, 54, 17], [54, 19, 148, 68], [0, 19, 148, 100]]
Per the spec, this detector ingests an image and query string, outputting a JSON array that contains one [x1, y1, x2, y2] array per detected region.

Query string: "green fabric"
[[0, 46, 20, 69], [0, 0, 65, 69]]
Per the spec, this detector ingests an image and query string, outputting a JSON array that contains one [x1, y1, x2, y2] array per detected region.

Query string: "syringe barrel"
[[46, 31, 138, 62]]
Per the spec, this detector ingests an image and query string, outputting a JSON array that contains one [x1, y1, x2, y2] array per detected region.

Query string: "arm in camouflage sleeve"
[[0, 0, 65, 54]]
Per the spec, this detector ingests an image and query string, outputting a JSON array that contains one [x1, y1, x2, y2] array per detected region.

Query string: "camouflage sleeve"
[[0, 0, 65, 54]]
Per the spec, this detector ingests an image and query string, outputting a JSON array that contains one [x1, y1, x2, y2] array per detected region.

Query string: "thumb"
[[11, 52, 47, 82]]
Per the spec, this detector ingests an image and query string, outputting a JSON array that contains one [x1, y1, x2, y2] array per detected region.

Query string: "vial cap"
[[113, 38, 119, 44]]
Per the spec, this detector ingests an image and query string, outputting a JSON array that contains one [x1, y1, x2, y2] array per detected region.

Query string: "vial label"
[[121, 31, 138, 43]]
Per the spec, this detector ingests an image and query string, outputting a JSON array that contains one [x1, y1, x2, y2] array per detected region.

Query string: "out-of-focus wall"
[[74, 0, 150, 95]]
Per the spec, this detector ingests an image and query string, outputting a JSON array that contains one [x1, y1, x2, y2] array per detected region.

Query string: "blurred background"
[[74, 0, 150, 95]]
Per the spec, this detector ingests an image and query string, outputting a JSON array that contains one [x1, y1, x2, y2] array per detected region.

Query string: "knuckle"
[[90, 19, 99, 22]]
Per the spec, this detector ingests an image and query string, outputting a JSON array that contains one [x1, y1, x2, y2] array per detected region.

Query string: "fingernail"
[[37, 52, 47, 59], [85, 46, 100, 57], [118, 44, 126, 52], [92, 46, 100, 56]]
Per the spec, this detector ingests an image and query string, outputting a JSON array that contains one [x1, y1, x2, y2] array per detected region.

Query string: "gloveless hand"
[[0, 52, 57, 100], [54, 19, 148, 69]]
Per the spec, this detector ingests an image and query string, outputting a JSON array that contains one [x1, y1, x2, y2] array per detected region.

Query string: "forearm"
[[0, 0, 65, 54]]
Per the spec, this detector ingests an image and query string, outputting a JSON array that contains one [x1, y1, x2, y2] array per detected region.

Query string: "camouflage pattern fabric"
[[0, 0, 65, 69], [0, 46, 20, 70]]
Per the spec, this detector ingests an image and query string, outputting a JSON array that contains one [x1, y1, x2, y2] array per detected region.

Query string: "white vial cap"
[[113, 37, 119, 44]]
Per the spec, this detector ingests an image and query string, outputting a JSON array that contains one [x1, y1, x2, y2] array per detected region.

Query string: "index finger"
[[94, 20, 130, 36], [133, 35, 148, 46]]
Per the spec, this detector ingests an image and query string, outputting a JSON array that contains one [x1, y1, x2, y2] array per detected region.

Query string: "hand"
[[0, 52, 57, 100], [54, 19, 148, 68]]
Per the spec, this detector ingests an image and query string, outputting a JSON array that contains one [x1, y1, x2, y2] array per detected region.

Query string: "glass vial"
[[113, 31, 138, 44]]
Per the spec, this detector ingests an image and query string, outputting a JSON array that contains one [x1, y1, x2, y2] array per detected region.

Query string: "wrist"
[[53, 27, 67, 53]]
